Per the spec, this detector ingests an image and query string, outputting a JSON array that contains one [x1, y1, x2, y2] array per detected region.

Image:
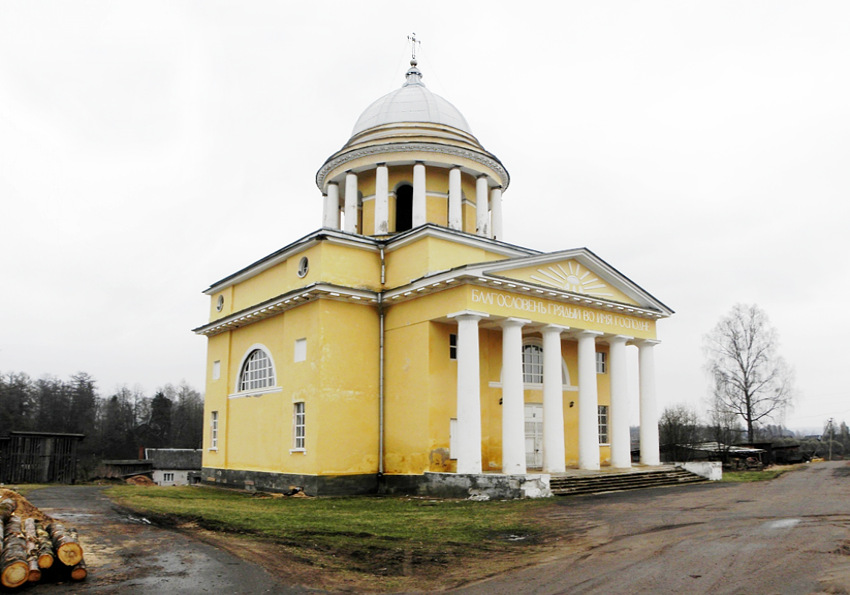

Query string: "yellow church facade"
[[195, 57, 673, 497]]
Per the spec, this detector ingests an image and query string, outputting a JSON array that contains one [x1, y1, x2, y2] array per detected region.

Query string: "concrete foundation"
[[202, 467, 552, 499]]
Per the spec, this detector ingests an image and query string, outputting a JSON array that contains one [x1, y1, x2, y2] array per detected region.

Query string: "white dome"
[[351, 63, 472, 136]]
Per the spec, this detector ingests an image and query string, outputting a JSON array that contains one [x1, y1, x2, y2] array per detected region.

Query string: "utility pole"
[[828, 418, 835, 461]]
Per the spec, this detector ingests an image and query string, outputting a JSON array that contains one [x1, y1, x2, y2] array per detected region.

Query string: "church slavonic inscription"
[[470, 288, 651, 333]]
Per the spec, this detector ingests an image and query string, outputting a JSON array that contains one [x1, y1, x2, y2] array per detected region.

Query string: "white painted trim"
[[475, 249, 674, 316], [228, 386, 283, 399], [488, 381, 578, 392], [194, 283, 378, 336]]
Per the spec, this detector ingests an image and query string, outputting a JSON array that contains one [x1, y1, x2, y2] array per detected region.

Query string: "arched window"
[[239, 349, 275, 392], [522, 344, 544, 383], [395, 184, 413, 232]]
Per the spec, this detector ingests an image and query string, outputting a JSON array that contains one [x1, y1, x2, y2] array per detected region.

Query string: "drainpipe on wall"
[[378, 245, 386, 476]]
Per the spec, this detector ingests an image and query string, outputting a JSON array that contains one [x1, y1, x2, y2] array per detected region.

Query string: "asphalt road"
[[454, 461, 850, 594], [25, 485, 312, 594]]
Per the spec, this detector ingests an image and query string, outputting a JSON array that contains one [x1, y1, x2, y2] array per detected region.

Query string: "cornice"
[[194, 283, 378, 337], [316, 142, 510, 191], [382, 271, 668, 320]]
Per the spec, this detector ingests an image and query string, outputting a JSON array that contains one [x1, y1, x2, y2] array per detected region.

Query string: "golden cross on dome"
[[407, 32, 420, 63]]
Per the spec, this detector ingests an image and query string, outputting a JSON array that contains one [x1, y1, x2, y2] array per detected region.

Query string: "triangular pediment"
[[473, 249, 673, 314]]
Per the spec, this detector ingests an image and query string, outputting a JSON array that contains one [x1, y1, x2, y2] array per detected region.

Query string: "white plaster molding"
[[316, 142, 510, 191]]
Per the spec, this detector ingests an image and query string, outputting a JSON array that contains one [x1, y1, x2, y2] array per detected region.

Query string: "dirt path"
[[24, 485, 314, 594], [453, 462, 850, 594]]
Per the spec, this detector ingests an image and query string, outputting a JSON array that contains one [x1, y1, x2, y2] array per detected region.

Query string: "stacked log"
[[1, 515, 28, 589], [0, 493, 86, 589]]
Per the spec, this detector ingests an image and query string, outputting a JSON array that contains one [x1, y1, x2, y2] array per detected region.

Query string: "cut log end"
[[27, 558, 41, 583], [56, 543, 83, 567], [0, 560, 29, 589], [37, 552, 54, 569], [70, 559, 87, 581]]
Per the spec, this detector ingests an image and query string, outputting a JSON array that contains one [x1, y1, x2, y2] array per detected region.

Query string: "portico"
[[446, 305, 660, 475]]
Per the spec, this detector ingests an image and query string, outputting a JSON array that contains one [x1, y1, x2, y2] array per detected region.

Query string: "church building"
[[195, 54, 673, 497]]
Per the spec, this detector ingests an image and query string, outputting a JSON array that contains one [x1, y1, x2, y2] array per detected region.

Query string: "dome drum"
[[317, 60, 508, 241]]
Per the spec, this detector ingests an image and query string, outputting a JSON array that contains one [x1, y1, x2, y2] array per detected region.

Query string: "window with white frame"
[[522, 344, 544, 383], [449, 333, 457, 360], [163, 472, 175, 482], [293, 402, 305, 450], [596, 351, 607, 374], [239, 349, 275, 391], [212, 360, 221, 380], [210, 411, 219, 449], [598, 405, 609, 444]]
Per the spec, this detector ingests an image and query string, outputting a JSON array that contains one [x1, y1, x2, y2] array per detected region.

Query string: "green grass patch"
[[722, 465, 802, 483], [104, 485, 553, 585]]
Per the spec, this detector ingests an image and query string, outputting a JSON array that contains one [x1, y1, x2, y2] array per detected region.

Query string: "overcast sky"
[[2, 1, 848, 432]]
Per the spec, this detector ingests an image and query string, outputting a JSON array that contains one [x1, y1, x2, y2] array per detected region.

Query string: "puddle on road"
[[764, 518, 801, 530]]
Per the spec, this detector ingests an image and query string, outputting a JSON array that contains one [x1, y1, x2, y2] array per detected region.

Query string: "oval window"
[[216, 295, 224, 312], [297, 257, 309, 278]]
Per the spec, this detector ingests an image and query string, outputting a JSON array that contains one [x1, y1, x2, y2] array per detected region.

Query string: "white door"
[[525, 404, 543, 468]]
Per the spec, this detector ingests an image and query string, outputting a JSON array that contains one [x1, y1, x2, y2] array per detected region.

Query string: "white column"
[[501, 318, 529, 475], [637, 339, 661, 466], [413, 162, 426, 228], [608, 335, 632, 468], [542, 325, 568, 473], [577, 330, 602, 470], [323, 183, 340, 229], [448, 310, 489, 474], [344, 172, 358, 234], [448, 167, 462, 230], [476, 175, 489, 237], [490, 187, 503, 240], [375, 164, 389, 235]]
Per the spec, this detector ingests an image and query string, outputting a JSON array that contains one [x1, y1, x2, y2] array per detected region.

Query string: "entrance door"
[[525, 404, 543, 468]]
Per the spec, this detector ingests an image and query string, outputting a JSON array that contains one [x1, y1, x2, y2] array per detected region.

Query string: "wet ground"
[[454, 461, 850, 594], [18, 463, 850, 593], [25, 486, 312, 594]]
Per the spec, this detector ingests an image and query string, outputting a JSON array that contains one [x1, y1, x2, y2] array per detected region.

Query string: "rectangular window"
[[596, 351, 607, 374], [598, 405, 609, 444], [293, 402, 306, 450], [210, 411, 219, 449], [522, 345, 544, 383], [163, 472, 174, 482], [449, 333, 457, 360], [294, 338, 307, 362], [212, 360, 221, 380]]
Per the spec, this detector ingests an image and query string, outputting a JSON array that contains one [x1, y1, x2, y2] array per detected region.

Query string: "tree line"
[[659, 404, 850, 462], [0, 371, 204, 476]]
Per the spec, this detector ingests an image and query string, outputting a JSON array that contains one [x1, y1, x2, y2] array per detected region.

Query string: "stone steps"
[[550, 467, 708, 496]]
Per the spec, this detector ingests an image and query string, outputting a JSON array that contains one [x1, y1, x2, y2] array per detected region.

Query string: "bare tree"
[[704, 304, 794, 442], [659, 404, 701, 462]]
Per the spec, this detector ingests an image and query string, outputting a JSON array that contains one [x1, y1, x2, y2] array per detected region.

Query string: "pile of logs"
[[0, 497, 86, 589]]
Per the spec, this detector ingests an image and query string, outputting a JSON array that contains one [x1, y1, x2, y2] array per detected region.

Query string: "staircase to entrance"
[[550, 465, 708, 496]]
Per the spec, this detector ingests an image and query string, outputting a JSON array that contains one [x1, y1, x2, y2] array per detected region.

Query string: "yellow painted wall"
[[317, 242, 381, 291], [314, 299, 380, 474], [203, 298, 380, 478], [384, 237, 510, 288], [383, 322, 432, 474]]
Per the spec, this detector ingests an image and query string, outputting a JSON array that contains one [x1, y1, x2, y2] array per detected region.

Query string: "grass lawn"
[[722, 464, 804, 483], [104, 485, 555, 590]]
